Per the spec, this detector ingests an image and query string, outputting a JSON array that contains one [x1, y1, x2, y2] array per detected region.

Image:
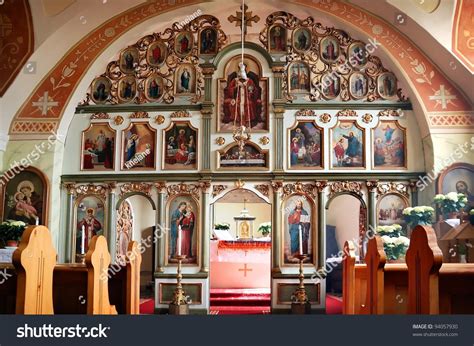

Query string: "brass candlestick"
[[291, 254, 311, 314], [169, 255, 189, 315]]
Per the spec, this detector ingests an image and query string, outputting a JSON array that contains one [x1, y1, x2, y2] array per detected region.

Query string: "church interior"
[[0, 0, 473, 317]]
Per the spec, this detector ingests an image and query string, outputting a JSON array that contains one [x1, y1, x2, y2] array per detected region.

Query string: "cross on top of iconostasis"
[[228, 4, 260, 40]]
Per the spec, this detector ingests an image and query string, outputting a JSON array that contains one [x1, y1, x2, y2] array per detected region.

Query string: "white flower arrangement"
[[214, 222, 230, 230], [376, 224, 402, 236], [433, 192, 468, 217], [403, 206, 434, 227]]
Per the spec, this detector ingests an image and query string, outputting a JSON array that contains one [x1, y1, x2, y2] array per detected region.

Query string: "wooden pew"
[[53, 235, 117, 314], [343, 236, 409, 314], [108, 241, 142, 314], [0, 226, 141, 315], [406, 225, 474, 314], [0, 225, 56, 314]]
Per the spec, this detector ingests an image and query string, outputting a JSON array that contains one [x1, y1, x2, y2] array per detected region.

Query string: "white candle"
[[298, 225, 303, 255], [81, 225, 85, 254], [35, 217, 39, 226], [177, 225, 182, 256]]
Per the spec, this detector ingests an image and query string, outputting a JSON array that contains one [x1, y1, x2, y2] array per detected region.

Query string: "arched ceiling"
[[1, 0, 472, 145]]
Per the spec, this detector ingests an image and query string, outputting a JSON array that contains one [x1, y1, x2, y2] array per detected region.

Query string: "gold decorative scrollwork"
[[90, 113, 109, 120], [119, 182, 153, 197], [259, 11, 408, 103], [282, 182, 316, 199], [74, 183, 109, 199], [328, 181, 363, 199], [130, 111, 149, 119], [167, 182, 200, 199], [295, 109, 316, 117], [212, 185, 228, 198], [170, 110, 191, 118], [254, 184, 270, 197], [82, 14, 227, 106], [376, 182, 409, 198]]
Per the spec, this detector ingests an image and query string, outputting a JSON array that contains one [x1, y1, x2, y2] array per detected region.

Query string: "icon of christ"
[[223, 62, 263, 129]]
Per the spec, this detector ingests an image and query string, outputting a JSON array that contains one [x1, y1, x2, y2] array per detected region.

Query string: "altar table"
[[210, 239, 271, 289]]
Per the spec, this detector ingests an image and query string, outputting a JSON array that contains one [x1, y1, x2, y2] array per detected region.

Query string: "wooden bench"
[[343, 236, 408, 314], [0, 226, 141, 315], [406, 225, 474, 314]]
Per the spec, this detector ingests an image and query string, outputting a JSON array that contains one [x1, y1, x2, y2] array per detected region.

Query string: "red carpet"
[[138, 291, 343, 315], [210, 288, 271, 315], [326, 294, 343, 314]]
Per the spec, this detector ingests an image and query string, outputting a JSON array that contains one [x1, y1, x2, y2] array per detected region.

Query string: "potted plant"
[[456, 242, 467, 263], [214, 222, 230, 231], [257, 222, 271, 237], [402, 206, 434, 228], [469, 209, 474, 226], [433, 192, 468, 220], [0, 220, 27, 248], [376, 224, 410, 262]]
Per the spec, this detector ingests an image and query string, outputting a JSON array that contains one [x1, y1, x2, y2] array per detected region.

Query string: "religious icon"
[[81, 123, 115, 171], [268, 24, 287, 53], [283, 194, 314, 264], [218, 142, 269, 170], [320, 73, 340, 99], [75, 195, 104, 261], [288, 121, 323, 170], [373, 120, 406, 169], [174, 31, 194, 57], [320, 36, 340, 63], [167, 196, 199, 264], [347, 42, 368, 68], [199, 27, 218, 55], [1, 167, 48, 225], [331, 121, 365, 169], [292, 28, 311, 52], [174, 64, 196, 95], [145, 74, 165, 101], [218, 55, 268, 132], [118, 76, 137, 102], [288, 61, 311, 93], [377, 72, 397, 99], [147, 40, 167, 67], [438, 163, 474, 208], [121, 123, 156, 170], [90, 77, 111, 104], [349, 72, 368, 99], [119, 47, 139, 74], [163, 121, 198, 170], [377, 193, 409, 230]]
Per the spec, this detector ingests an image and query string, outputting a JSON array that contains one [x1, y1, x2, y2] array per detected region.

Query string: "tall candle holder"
[[169, 254, 189, 315], [291, 254, 311, 314]]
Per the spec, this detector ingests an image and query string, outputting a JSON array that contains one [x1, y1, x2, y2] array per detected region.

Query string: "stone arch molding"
[[6, 0, 472, 139]]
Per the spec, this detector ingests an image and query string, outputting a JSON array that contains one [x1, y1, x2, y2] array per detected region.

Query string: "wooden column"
[[316, 181, 328, 270], [409, 180, 418, 206], [365, 180, 378, 259], [342, 240, 356, 314], [200, 65, 215, 173], [200, 180, 211, 273], [273, 107, 285, 172], [155, 182, 167, 273], [63, 183, 76, 263], [106, 182, 117, 262], [271, 180, 283, 273]]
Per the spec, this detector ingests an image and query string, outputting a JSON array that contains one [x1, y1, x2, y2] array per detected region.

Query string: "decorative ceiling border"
[[8, 0, 472, 136]]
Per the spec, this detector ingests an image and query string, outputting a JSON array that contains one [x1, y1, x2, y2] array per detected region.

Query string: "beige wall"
[[327, 194, 361, 250], [213, 202, 272, 239]]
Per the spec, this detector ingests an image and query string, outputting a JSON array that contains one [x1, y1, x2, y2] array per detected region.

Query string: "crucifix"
[[228, 4, 260, 40]]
